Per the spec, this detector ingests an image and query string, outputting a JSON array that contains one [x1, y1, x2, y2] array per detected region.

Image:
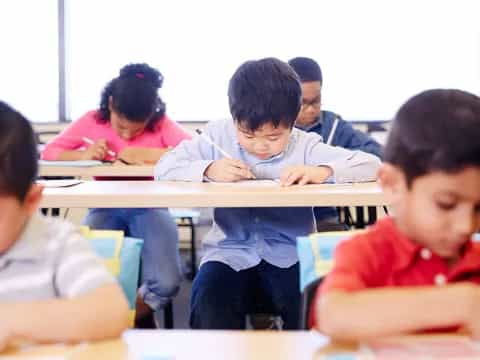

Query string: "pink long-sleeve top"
[[41, 110, 191, 161], [41, 110, 191, 180]]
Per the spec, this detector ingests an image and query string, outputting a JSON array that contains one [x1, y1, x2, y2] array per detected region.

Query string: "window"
[[3, 1, 479, 123], [0, 0, 58, 122], [67, 0, 480, 122]]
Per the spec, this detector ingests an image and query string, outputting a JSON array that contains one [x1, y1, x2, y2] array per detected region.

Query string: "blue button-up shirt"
[[155, 119, 381, 271]]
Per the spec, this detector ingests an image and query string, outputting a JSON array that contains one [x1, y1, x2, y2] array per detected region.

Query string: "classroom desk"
[[2, 330, 327, 360], [39, 164, 154, 177], [39, 180, 386, 208], [3, 331, 473, 359]]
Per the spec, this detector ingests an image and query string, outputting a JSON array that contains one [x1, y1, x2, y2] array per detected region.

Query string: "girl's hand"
[[81, 139, 109, 160]]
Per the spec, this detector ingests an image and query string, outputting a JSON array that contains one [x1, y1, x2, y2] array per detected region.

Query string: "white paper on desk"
[[216, 179, 280, 186], [360, 337, 480, 358], [36, 179, 83, 188], [39, 160, 108, 167], [123, 330, 175, 360]]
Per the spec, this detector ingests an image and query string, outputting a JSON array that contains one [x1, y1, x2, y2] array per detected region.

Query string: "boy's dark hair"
[[228, 57, 302, 131], [0, 101, 37, 202], [385, 89, 480, 186], [288, 57, 323, 83], [98, 63, 166, 130]]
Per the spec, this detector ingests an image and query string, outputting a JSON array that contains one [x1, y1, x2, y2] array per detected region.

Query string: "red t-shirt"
[[311, 217, 480, 328]]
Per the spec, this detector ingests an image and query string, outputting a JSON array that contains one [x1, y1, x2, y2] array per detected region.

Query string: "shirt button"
[[434, 274, 447, 286], [420, 248, 432, 260], [255, 217, 260, 223], [254, 234, 260, 241]]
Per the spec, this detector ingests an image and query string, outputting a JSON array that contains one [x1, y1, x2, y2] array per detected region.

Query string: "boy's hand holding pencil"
[[195, 128, 256, 182], [204, 158, 256, 182]]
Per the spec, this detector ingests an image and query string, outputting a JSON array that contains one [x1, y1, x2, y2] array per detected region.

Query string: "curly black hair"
[[98, 63, 166, 131]]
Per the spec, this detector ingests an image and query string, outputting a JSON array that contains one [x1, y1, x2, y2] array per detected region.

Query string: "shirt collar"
[[380, 217, 480, 275], [0, 213, 46, 263], [377, 217, 423, 272]]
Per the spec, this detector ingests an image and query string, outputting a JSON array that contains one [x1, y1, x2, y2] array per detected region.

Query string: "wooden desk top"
[[2, 330, 327, 360], [40, 180, 387, 208], [39, 164, 154, 177], [4, 331, 472, 359]]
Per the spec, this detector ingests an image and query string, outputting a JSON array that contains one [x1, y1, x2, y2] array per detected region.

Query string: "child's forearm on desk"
[[2, 284, 129, 344], [317, 284, 475, 341]]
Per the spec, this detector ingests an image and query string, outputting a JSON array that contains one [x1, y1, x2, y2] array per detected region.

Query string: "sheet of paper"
[[39, 160, 108, 167], [362, 337, 480, 359], [36, 179, 83, 188], [215, 179, 280, 186]]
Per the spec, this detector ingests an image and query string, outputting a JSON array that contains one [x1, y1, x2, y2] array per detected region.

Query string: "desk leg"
[[355, 207, 365, 228], [164, 301, 174, 329], [40, 208, 61, 217], [367, 206, 378, 225], [189, 218, 197, 279]]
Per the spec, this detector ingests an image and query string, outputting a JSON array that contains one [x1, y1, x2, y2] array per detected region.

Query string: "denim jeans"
[[190, 260, 300, 329], [83, 208, 182, 311]]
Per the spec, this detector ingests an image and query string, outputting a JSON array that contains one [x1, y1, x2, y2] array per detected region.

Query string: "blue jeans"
[[190, 260, 300, 329], [83, 208, 182, 311]]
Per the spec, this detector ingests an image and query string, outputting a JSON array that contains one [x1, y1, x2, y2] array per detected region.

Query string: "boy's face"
[[235, 122, 292, 160], [0, 185, 43, 254], [297, 81, 322, 127], [379, 165, 480, 260]]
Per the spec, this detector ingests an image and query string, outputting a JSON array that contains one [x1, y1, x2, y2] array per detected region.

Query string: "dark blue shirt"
[[296, 110, 384, 221]]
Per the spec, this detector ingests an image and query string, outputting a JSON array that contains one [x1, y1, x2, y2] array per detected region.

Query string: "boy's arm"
[[315, 235, 480, 340], [154, 126, 216, 182], [318, 284, 477, 341], [0, 226, 129, 346], [332, 119, 384, 159], [305, 136, 382, 183], [1, 283, 129, 345]]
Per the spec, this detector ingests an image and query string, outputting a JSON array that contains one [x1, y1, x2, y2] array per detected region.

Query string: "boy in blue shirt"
[[288, 57, 383, 157], [289, 57, 384, 230], [155, 58, 381, 329]]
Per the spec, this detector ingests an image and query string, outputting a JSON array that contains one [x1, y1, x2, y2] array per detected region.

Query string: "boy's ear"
[[377, 163, 407, 205], [23, 184, 44, 216]]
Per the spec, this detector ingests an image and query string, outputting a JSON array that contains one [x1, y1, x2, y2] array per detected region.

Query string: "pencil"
[[195, 129, 232, 158], [82, 137, 116, 157]]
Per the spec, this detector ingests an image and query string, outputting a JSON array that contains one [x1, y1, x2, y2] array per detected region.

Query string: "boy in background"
[[314, 89, 480, 340], [289, 57, 383, 230], [0, 101, 129, 350]]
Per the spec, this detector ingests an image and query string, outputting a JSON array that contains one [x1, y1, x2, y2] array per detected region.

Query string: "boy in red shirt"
[[314, 89, 480, 340]]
